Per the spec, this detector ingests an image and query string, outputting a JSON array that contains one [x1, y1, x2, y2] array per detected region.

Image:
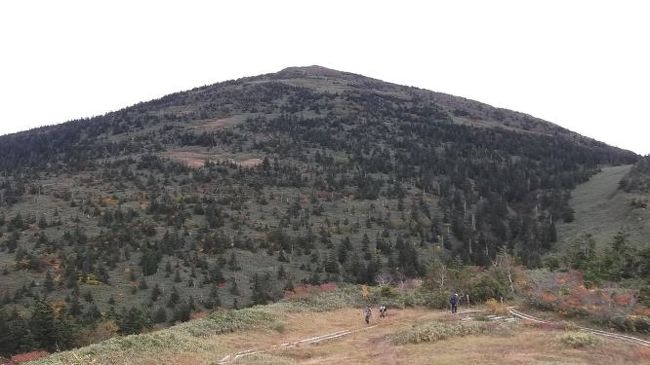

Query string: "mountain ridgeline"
[[0, 66, 638, 354]]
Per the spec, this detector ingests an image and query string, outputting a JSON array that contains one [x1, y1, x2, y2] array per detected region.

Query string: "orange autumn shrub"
[[613, 292, 634, 307]]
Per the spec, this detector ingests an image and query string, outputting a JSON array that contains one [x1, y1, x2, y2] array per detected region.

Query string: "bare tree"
[[492, 246, 515, 294], [375, 272, 394, 286], [430, 259, 448, 289]]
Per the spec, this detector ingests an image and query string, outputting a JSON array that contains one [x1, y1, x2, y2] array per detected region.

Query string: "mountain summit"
[[274, 65, 351, 78]]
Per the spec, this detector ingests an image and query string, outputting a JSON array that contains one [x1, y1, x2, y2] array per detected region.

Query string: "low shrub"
[[473, 314, 491, 322], [207, 308, 275, 331], [180, 307, 276, 337], [271, 320, 287, 333], [557, 332, 602, 348], [608, 315, 650, 333], [390, 320, 510, 345], [419, 290, 451, 309], [639, 285, 650, 307], [378, 285, 399, 298], [469, 275, 509, 302]]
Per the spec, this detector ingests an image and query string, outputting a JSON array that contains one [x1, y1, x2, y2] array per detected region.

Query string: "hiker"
[[379, 304, 387, 318], [363, 305, 372, 324], [450, 293, 459, 314]]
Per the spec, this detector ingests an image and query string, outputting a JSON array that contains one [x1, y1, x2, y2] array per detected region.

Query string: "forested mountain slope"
[[0, 66, 638, 356]]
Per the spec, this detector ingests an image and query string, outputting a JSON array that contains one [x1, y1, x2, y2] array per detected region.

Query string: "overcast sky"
[[1, 1, 648, 155]]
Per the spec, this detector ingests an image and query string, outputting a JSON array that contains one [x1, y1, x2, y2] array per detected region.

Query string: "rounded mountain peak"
[[275, 65, 347, 78]]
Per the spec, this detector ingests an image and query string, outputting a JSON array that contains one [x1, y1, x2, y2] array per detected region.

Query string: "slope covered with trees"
[[0, 66, 638, 356]]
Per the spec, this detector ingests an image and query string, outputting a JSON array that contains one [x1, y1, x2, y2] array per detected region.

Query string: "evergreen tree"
[[82, 303, 102, 325], [166, 286, 180, 308], [151, 284, 162, 301], [277, 265, 287, 280], [153, 307, 167, 323], [250, 273, 272, 305], [172, 302, 191, 322], [0, 309, 32, 356], [29, 299, 59, 351], [140, 248, 161, 276], [228, 252, 241, 271], [68, 295, 83, 316], [229, 277, 240, 296], [44, 270, 55, 292], [209, 263, 225, 284], [362, 233, 371, 260], [204, 285, 221, 309], [325, 251, 339, 274], [118, 306, 148, 335]]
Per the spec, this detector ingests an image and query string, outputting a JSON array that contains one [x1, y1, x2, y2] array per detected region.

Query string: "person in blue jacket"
[[450, 293, 459, 314]]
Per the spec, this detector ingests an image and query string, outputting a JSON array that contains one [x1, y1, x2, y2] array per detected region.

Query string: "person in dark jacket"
[[379, 304, 387, 318], [450, 293, 459, 314]]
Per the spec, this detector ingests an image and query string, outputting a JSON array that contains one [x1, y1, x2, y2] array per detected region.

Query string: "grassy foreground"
[[22, 285, 650, 365]]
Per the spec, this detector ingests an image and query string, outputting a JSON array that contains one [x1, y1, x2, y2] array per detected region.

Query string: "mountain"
[[0, 66, 639, 356]]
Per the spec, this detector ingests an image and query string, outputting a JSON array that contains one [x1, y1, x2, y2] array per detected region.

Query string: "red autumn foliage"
[[10, 351, 49, 363], [190, 311, 208, 320], [541, 291, 557, 304], [525, 270, 646, 321], [318, 282, 338, 292]]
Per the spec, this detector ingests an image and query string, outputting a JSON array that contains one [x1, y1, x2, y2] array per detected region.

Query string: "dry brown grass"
[[230, 308, 649, 365], [164, 150, 211, 168], [398, 329, 648, 365], [193, 113, 256, 132]]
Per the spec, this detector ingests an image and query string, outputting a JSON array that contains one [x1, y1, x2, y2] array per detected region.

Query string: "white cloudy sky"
[[1, 0, 648, 154]]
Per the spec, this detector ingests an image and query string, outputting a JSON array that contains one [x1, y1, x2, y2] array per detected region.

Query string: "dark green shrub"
[[468, 275, 507, 302]]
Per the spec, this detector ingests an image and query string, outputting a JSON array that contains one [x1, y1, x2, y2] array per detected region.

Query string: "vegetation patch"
[[557, 331, 602, 348], [523, 268, 650, 333], [27, 308, 277, 365], [280, 284, 363, 312], [608, 314, 650, 333], [390, 320, 511, 345], [178, 307, 277, 337], [485, 298, 509, 316]]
